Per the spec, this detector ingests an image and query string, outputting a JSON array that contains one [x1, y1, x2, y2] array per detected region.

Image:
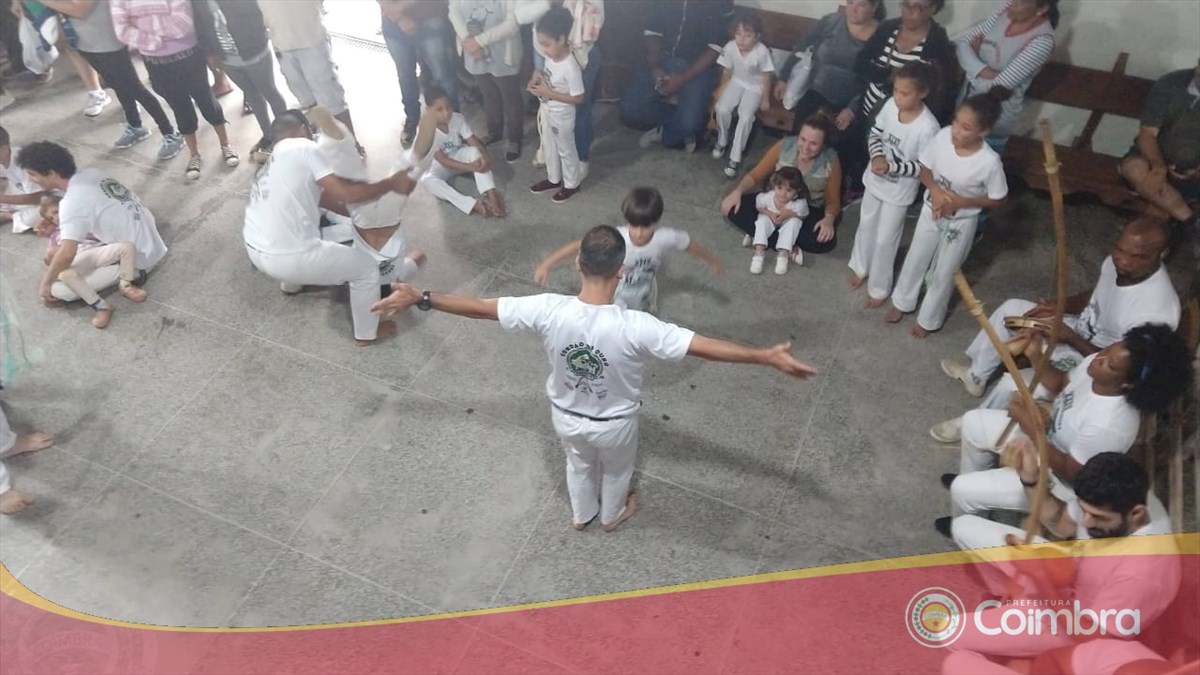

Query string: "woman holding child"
[[720, 114, 843, 266]]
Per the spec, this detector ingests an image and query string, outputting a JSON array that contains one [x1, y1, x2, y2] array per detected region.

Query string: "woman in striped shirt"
[[956, 0, 1059, 152], [852, 0, 953, 125]]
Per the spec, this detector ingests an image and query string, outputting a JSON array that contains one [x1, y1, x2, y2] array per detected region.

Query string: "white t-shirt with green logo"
[[59, 168, 166, 270], [498, 294, 696, 418], [1047, 354, 1140, 467]]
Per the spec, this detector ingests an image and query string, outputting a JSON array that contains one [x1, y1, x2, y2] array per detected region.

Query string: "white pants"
[[891, 206, 979, 331], [952, 409, 1030, 516], [49, 264, 121, 303], [246, 241, 382, 341], [715, 80, 761, 163], [550, 406, 638, 526], [540, 105, 580, 189], [350, 226, 418, 284], [0, 407, 14, 494], [848, 192, 910, 301], [754, 214, 801, 251], [420, 146, 496, 214], [965, 298, 1086, 383], [2, 203, 39, 234], [614, 277, 657, 314]]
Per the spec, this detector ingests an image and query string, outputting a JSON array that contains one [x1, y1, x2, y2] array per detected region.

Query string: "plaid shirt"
[[110, 0, 197, 57]]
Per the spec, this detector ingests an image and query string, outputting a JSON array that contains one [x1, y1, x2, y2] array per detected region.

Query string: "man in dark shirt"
[[1119, 60, 1200, 263], [378, 0, 460, 148], [620, 0, 733, 152]]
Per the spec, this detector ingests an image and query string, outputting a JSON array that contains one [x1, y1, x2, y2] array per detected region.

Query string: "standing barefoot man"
[[373, 225, 818, 532]]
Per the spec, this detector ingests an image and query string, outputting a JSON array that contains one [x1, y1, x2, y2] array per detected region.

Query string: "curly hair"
[[1122, 323, 1193, 414], [15, 141, 76, 179], [1074, 453, 1148, 515]]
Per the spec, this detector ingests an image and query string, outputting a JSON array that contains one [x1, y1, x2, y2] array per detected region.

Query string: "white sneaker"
[[711, 144, 725, 159], [280, 282, 303, 294], [750, 254, 764, 275], [638, 127, 663, 149], [683, 136, 697, 153], [790, 248, 804, 266], [83, 90, 111, 117], [929, 416, 963, 443], [774, 253, 788, 275], [578, 160, 589, 182], [940, 357, 984, 397], [741, 234, 752, 248], [723, 160, 739, 177]]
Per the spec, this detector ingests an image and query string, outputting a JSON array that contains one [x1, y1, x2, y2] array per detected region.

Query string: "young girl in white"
[[712, 12, 774, 178], [751, 167, 808, 275], [418, 88, 506, 218], [886, 88, 1011, 339], [533, 186, 723, 313], [36, 195, 147, 329], [848, 61, 940, 307], [527, 7, 585, 204]]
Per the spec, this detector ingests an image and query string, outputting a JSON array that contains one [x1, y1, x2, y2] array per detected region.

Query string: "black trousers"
[[80, 48, 176, 135], [144, 48, 225, 136]]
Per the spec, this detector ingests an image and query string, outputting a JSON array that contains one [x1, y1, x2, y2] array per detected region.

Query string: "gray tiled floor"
[[0, 38, 1189, 645]]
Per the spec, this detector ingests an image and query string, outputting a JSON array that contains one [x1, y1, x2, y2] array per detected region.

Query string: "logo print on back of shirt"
[[565, 346, 604, 380], [99, 178, 132, 203]]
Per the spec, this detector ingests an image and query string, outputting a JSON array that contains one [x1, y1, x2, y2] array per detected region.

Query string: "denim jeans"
[[381, 15, 459, 123], [619, 55, 719, 148]]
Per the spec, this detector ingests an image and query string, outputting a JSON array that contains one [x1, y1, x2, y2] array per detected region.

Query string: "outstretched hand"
[[371, 282, 421, 317], [761, 343, 818, 379]]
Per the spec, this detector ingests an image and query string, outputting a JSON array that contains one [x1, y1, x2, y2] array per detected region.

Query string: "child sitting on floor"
[[750, 167, 808, 275], [419, 87, 505, 218]]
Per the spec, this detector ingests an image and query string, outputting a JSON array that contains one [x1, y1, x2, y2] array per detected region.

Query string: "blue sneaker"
[[113, 124, 150, 149], [158, 132, 184, 161]]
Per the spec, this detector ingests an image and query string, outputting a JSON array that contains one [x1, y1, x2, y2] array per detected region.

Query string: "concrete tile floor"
[[0, 36, 1191, 638]]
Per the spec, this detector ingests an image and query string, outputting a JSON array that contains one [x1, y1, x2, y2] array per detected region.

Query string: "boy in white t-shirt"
[[527, 8, 585, 204], [0, 126, 44, 233], [532, 187, 724, 313], [372, 225, 816, 532], [847, 62, 940, 306], [418, 88, 505, 218], [750, 167, 808, 275], [712, 12, 774, 178], [886, 89, 1010, 338]]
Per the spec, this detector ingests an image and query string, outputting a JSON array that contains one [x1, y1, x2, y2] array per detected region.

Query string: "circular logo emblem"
[[565, 346, 604, 380], [99, 178, 132, 203], [906, 587, 966, 648]]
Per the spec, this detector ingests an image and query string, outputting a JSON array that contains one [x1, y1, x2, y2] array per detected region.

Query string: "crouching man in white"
[[946, 451, 1179, 661], [372, 225, 819, 531], [19, 142, 166, 327], [243, 110, 417, 346], [936, 218, 1179, 409], [932, 324, 1192, 536]]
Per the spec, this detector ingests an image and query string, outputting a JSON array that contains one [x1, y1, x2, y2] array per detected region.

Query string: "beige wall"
[[736, 0, 1200, 153]]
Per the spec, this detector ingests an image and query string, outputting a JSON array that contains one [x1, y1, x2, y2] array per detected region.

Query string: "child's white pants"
[[715, 80, 761, 163], [753, 214, 801, 250], [848, 191, 911, 301], [891, 205, 979, 332], [420, 146, 496, 214], [540, 105, 580, 189]]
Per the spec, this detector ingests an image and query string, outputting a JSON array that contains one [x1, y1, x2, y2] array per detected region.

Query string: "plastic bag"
[[782, 50, 813, 111], [18, 14, 58, 75]]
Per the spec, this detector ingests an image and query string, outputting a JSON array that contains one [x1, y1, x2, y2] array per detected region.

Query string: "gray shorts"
[[277, 41, 348, 115]]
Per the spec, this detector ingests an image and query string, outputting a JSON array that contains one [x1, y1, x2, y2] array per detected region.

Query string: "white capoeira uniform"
[[497, 294, 695, 525], [419, 112, 496, 215], [0, 406, 16, 495], [950, 354, 1140, 516], [753, 191, 807, 252], [614, 225, 691, 313], [2, 147, 41, 233], [848, 98, 939, 301], [243, 137, 385, 341], [714, 40, 773, 164], [891, 127, 1007, 331], [967, 258, 1181, 410], [949, 493, 1176, 659], [53, 168, 167, 302], [538, 53, 585, 190]]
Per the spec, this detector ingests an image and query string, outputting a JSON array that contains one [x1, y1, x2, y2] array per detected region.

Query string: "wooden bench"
[[1001, 53, 1155, 212]]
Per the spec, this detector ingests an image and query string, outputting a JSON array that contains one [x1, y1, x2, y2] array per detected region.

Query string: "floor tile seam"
[[397, 267, 502, 389], [632, 467, 779, 522], [8, 468, 124, 581], [242, 332, 403, 389], [393, 381, 566, 447], [486, 492, 556, 608]]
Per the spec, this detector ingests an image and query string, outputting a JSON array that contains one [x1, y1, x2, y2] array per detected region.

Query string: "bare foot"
[[884, 308, 905, 324], [910, 324, 928, 339], [407, 249, 427, 269], [0, 490, 35, 515], [486, 190, 506, 218], [572, 514, 596, 531], [120, 285, 148, 303], [471, 200, 492, 219], [601, 492, 639, 533], [355, 319, 397, 347], [92, 308, 113, 329], [847, 273, 865, 289], [11, 431, 54, 456], [865, 297, 884, 309]]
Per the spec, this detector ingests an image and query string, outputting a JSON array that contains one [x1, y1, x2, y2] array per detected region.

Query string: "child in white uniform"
[[418, 87, 505, 218], [751, 167, 808, 275], [0, 127, 41, 233], [533, 187, 723, 313], [886, 89, 1010, 338], [848, 62, 940, 306], [527, 7, 585, 204], [712, 12, 774, 178]]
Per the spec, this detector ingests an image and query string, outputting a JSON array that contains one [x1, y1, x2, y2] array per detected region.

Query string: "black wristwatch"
[[417, 290, 432, 311]]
